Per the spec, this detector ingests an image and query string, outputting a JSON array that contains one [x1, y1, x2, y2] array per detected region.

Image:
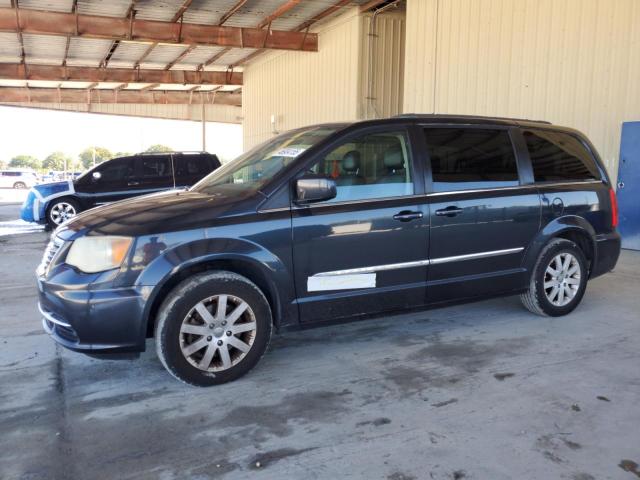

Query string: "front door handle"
[[393, 210, 423, 222], [127, 181, 141, 186], [435, 206, 463, 217]]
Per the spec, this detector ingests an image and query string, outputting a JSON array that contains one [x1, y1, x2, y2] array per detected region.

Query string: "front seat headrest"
[[384, 145, 404, 170], [342, 150, 361, 173]]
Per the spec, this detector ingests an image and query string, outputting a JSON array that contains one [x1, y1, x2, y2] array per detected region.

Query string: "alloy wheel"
[[543, 252, 581, 307], [179, 294, 257, 372], [50, 202, 77, 225]]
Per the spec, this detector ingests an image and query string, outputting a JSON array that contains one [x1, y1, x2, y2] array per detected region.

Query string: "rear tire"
[[520, 238, 588, 317], [155, 271, 272, 386], [13, 182, 26, 189]]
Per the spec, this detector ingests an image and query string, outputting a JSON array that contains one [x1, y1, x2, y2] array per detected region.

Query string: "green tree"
[[0, 159, 7, 169], [43, 151, 74, 171], [79, 147, 113, 169], [144, 144, 173, 153], [9, 155, 40, 170], [113, 151, 133, 159]]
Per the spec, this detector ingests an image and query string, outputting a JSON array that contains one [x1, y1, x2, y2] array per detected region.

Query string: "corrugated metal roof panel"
[[19, 0, 74, 13], [269, 0, 339, 31], [135, 0, 185, 22], [107, 41, 154, 68], [223, 0, 282, 28], [108, 42, 152, 68], [140, 43, 189, 69], [0, 32, 21, 63], [77, 0, 132, 17], [23, 33, 66, 65], [215, 47, 257, 66], [183, 0, 249, 25], [66, 37, 113, 67], [171, 45, 226, 69]]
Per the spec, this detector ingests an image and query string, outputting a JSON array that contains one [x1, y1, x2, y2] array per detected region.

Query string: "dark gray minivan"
[[37, 115, 620, 386]]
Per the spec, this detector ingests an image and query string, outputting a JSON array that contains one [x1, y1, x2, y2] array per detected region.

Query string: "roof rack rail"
[[393, 113, 552, 125], [135, 150, 209, 156]]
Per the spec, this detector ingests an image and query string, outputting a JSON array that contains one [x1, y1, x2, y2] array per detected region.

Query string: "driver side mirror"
[[295, 176, 337, 204], [92, 171, 102, 182]]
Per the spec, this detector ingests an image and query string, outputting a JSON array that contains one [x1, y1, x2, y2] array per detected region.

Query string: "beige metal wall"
[[242, 8, 362, 149], [359, 10, 406, 120], [0, 102, 242, 124], [242, 7, 406, 149], [403, 0, 640, 178]]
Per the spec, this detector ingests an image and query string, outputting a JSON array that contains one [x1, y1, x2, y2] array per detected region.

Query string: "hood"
[[33, 180, 73, 198], [62, 187, 262, 237]]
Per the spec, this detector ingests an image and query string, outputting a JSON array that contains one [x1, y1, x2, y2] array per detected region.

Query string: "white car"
[[0, 170, 39, 189]]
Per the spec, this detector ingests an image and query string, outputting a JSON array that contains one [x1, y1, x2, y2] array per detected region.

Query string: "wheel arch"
[[140, 246, 291, 340], [522, 215, 597, 276]]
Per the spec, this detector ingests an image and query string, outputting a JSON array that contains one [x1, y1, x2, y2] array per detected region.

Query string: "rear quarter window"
[[523, 129, 600, 182]]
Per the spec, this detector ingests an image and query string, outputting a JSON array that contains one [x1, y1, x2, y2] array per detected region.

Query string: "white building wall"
[[403, 0, 640, 178]]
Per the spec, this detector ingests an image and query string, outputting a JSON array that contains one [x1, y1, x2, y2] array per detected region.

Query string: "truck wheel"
[[46, 198, 79, 227], [520, 238, 588, 317], [13, 182, 26, 189], [155, 271, 272, 386]]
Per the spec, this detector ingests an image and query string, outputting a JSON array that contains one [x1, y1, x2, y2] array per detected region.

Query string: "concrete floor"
[[1, 204, 639, 480]]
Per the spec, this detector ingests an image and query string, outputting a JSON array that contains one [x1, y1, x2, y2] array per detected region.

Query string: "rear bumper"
[[38, 278, 148, 354], [591, 231, 621, 278]]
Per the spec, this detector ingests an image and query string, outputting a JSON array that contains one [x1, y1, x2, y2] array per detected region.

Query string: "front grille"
[[37, 236, 64, 276]]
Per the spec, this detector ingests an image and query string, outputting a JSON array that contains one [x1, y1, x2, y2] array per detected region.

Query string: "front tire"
[[46, 198, 80, 228], [520, 238, 588, 317], [155, 271, 272, 386], [13, 182, 26, 189]]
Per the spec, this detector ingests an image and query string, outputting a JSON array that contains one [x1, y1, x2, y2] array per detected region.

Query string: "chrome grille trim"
[[37, 236, 64, 276], [38, 302, 72, 328]]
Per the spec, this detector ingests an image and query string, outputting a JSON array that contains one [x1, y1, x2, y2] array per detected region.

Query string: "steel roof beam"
[[232, 0, 352, 67], [0, 87, 241, 105], [0, 7, 318, 52], [0, 63, 243, 85], [200, 0, 303, 69]]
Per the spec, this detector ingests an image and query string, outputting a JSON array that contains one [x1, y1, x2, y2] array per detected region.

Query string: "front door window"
[[310, 131, 414, 202]]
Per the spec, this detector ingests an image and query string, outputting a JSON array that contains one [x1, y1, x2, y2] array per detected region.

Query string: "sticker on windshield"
[[273, 147, 307, 158]]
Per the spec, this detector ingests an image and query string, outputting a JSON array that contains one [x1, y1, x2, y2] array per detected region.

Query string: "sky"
[[0, 106, 243, 164]]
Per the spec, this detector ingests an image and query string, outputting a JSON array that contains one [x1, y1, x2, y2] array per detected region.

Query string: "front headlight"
[[66, 236, 133, 273]]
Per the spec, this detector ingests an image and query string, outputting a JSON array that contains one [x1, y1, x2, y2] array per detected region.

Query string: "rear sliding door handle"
[[435, 206, 463, 217], [393, 210, 423, 222]]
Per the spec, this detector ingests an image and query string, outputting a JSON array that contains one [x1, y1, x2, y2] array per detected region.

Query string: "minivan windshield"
[[192, 126, 339, 194]]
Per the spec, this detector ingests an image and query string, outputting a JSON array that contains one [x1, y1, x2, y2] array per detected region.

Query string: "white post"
[[201, 101, 206, 152]]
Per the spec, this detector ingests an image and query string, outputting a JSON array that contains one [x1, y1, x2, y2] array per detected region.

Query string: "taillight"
[[609, 187, 618, 228]]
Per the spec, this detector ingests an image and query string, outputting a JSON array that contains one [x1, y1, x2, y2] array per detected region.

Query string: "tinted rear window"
[[141, 156, 171, 178], [423, 128, 519, 192], [523, 130, 600, 182], [174, 155, 214, 177]]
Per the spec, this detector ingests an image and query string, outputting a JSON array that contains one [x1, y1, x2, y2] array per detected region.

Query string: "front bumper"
[[38, 277, 149, 354]]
